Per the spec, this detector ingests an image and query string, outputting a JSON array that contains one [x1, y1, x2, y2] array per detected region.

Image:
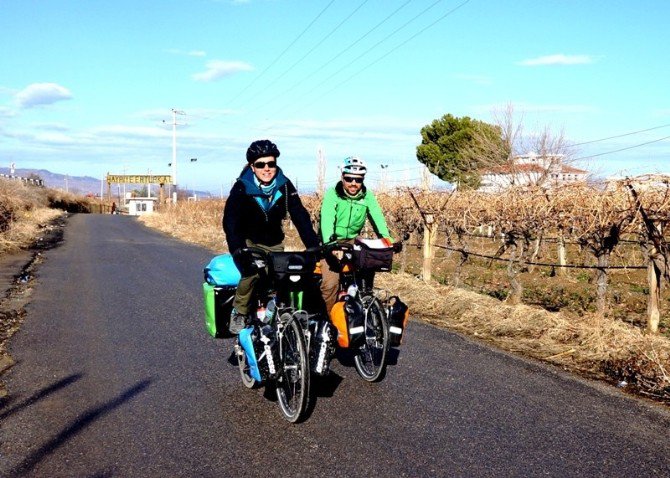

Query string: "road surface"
[[1, 214, 669, 477]]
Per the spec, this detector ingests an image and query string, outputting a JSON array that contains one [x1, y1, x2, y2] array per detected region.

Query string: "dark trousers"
[[232, 241, 284, 315]]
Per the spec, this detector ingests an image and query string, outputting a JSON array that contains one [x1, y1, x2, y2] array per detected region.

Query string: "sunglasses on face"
[[253, 160, 277, 169], [343, 176, 363, 184]]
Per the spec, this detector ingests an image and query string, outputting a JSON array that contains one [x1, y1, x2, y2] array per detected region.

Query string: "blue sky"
[[1, 0, 669, 194]]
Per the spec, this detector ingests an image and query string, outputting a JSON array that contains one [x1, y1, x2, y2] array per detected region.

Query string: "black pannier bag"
[[387, 296, 409, 347], [344, 295, 365, 348], [353, 238, 394, 272]]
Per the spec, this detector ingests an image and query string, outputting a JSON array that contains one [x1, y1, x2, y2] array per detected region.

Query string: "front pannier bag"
[[329, 296, 365, 348], [386, 296, 409, 347], [202, 254, 241, 338]]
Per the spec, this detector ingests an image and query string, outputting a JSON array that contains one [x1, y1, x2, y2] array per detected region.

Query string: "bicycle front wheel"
[[353, 295, 389, 382], [275, 313, 309, 423], [236, 343, 257, 389]]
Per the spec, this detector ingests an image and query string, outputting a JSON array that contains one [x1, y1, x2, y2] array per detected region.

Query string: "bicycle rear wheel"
[[353, 295, 389, 382], [275, 313, 309, 423]]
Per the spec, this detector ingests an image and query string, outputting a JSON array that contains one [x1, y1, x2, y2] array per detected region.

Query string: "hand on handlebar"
[[331, 250, 344, 260]]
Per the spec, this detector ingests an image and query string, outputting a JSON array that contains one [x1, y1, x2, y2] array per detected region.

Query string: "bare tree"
[[472, 104, 581, 190]]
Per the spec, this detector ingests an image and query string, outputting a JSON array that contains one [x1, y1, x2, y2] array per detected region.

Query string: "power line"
[[312, 0, 471, 105], [253, 0, 414, 113], [572, 123, 670, 146], [226, 0, 337, 108], [266, 0, 470, 124], [288, 0, 449, 111], [575, 134, 670, 161], [259, 1, 372, 94]]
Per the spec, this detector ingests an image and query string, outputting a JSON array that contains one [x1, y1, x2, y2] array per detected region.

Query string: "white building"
[[127, 197, 157, 216], [479, 153, 588, 193], [605, 174, 670, 192]]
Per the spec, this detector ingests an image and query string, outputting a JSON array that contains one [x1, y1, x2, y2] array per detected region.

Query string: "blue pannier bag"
[[204, 253, 241, 286], [202, 254, 241, 338]]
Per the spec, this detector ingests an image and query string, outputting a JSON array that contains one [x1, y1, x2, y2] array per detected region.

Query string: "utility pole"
[[317, 146, 326, 195], [122, 164, 127, 201], [380, 164, 389, 193], [421, 165, 432, 191], [171, 108, 185, 203]]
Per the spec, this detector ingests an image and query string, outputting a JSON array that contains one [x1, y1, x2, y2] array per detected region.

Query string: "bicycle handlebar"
[[322, 239, 403, 254]]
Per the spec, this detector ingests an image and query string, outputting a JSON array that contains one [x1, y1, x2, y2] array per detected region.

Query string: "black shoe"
[[229, 311, 247, 335]]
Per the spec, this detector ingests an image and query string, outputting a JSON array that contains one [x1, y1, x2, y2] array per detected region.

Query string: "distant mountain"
[[0, 168, 102, 195], [0, 168, 214, 198]]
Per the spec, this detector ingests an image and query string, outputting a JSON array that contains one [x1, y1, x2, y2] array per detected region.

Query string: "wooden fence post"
[[558, 235, 567, 275], [647, 253, 661, 334], [422, 214, 436, 281]]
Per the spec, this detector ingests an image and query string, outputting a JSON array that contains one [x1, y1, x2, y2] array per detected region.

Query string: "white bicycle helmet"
[[341, 156, 367, 175]]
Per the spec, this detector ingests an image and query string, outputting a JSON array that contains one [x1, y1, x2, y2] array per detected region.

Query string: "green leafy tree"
[[416, 114, 508, 189]]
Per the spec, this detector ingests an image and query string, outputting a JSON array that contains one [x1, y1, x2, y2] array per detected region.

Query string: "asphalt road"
[[1, 214, 670, 477]]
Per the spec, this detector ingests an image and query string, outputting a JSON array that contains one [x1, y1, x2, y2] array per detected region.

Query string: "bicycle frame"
[[233, 247, 315, 423]]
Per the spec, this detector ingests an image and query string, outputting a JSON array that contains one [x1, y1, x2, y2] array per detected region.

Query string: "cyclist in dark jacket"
[[223, 139, 319, 333]]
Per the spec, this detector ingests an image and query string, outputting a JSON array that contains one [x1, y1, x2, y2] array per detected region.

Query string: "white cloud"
[[192, 60, 253, 82], [517, 54, 595, 66], [0, 106, 16, 118], [15, 83, 73, 108]]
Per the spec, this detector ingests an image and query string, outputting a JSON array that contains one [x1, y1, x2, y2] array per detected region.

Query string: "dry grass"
[[376, 272, 670, 401], [0, 180, 73, 253], [141, 197, 670, 403], [139, 200, 227, 253]]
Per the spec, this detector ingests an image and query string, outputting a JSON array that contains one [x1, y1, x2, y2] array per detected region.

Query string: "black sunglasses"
[[343, 176, 363, 184], [253, 160, 277, 169]]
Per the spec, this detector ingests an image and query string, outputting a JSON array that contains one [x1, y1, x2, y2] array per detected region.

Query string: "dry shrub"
[[0, 180, 42, 231], [46, 189, 93, 213], [139, 200, 227, 252], [0, 208, 64, 254], [0, 180, 66, 254], [376, 272, 670, 401]]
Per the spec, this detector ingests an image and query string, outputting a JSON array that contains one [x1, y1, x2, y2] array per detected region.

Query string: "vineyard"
[[139, 178, 670, 402], [363, 178, 670, 334]]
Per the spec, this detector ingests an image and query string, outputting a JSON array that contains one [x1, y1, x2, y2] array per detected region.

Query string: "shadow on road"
[[6, 378, 154, 478], [0, 372, 83, 421]]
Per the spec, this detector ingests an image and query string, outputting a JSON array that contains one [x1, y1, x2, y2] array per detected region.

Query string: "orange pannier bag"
[[329, 297, 365, 348], [330, 301, 350, 348]]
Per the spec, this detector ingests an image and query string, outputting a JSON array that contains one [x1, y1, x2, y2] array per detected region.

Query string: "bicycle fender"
[[239, 327, 263, 382]]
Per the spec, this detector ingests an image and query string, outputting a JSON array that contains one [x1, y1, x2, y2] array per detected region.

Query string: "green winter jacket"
[[320, 182, 391, 242]]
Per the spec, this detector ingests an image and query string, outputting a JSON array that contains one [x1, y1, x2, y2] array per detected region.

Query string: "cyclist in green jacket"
[[319, 156, 392, 314]]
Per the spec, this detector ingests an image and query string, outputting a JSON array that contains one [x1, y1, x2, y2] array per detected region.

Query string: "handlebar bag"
[[353, 238, 393, 272], [270, 252, 316, 281]]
